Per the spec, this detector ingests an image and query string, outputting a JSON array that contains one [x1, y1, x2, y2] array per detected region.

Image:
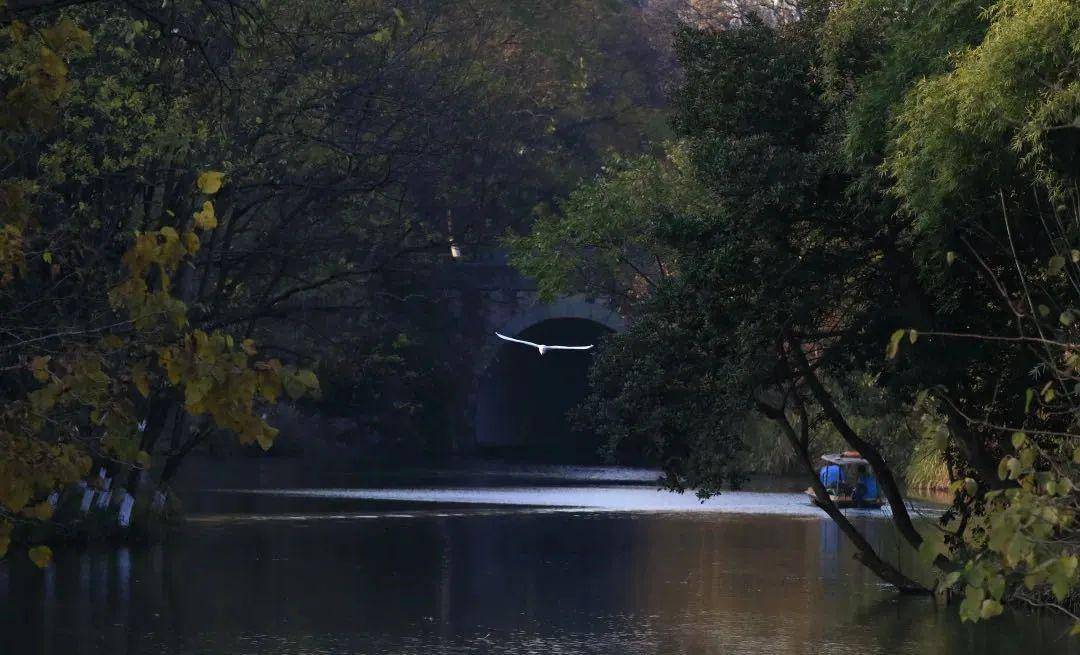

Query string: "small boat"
[[805, 451, 884, 509]]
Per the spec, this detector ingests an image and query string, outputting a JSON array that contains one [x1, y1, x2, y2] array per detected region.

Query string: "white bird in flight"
[[495, 332, 594, 355]]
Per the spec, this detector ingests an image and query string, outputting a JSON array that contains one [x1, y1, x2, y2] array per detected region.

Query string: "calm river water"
[[0, 462, 1076, 654]]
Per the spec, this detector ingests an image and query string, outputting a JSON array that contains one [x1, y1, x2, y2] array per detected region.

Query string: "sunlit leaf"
[[26, 501, 53, 521], [296, 369, 319, 389], [132, 363, 150, 398], [256, 426, 278, 452], [197, 171, 224, 195], [980, 599, 1003, 619], [886, 329, 905, 359], [30, 355, 50, 383], [28, 545, 52, 569], [182, 231, 200, 254], [1049, 255, 1066, 275], [193, 201, 217, 230]]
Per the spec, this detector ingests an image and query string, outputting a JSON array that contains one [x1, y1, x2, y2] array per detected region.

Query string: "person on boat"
[[852, 465, 880, 506], [819, 462, 844, 490]]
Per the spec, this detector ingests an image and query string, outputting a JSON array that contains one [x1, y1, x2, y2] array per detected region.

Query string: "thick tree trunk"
[[942, 403, 1013, 490], [756, 399, 929, 594], [784, 331, 927, 552], [124, 399, 174, 494], [160, 428, 206, 487]]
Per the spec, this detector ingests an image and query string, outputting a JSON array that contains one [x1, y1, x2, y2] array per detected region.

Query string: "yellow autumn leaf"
[[242, 339, 257, 355], [132, 363, 150, 398], [30, 355, 50, 383], [257, 371, 281, 402], [1049, 255, 1067, 275], [8, 20, 26, 44], [182, 231, 200, 255], [197, 170, 225, 195], [256, 427, 278, 452], [27, 501, 53, 521], [42, 18, 91, 54], [193, 201, 217, 230], [283, 374, 306, 400], [28, 545, 52, 569], [980, 599, 1003, 619], [296, 369, 319, 390], [38, 47, 68, 82], [886, 329, 905, 359]]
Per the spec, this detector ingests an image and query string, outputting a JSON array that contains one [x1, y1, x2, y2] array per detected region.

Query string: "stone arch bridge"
[[432, 261, 625, 455]]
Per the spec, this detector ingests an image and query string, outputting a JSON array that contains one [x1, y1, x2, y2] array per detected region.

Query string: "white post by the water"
[[117, 492, 135, 528]]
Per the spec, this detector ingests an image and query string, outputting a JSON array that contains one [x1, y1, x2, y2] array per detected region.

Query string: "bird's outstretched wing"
[[496, 332, 543, 349], [544, 344, 594, 350]]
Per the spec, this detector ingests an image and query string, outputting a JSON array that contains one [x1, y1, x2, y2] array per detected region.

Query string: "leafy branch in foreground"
[[0, 14, 317, 566], [890, 229, 1080, 626]]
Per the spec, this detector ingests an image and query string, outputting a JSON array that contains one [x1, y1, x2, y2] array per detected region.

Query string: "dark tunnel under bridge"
[[474, 304, 624, 462]]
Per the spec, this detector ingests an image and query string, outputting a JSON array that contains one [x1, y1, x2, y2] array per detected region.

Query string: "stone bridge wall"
[[431, 262, 624, 450]]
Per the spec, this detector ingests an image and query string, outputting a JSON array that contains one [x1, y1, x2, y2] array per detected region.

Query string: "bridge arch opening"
[[475, 317, 615, 462]]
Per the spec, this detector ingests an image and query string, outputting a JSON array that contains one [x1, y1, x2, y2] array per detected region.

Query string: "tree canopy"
[[512, 0, 1080, 626], [0, 0, 679, 563]]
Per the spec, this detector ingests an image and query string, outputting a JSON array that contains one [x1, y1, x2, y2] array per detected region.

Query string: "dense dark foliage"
[[0, 0, 677, 558], [514, 0, 1080, 622]]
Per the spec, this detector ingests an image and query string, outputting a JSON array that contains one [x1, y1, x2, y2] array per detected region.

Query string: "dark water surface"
[[1, 463, 1075, 654]]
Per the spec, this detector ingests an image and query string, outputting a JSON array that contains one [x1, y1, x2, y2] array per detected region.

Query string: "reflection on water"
[[196, 486, 939, 517], [174, 457, 667, 490], [0, 478, 1076, 654]]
